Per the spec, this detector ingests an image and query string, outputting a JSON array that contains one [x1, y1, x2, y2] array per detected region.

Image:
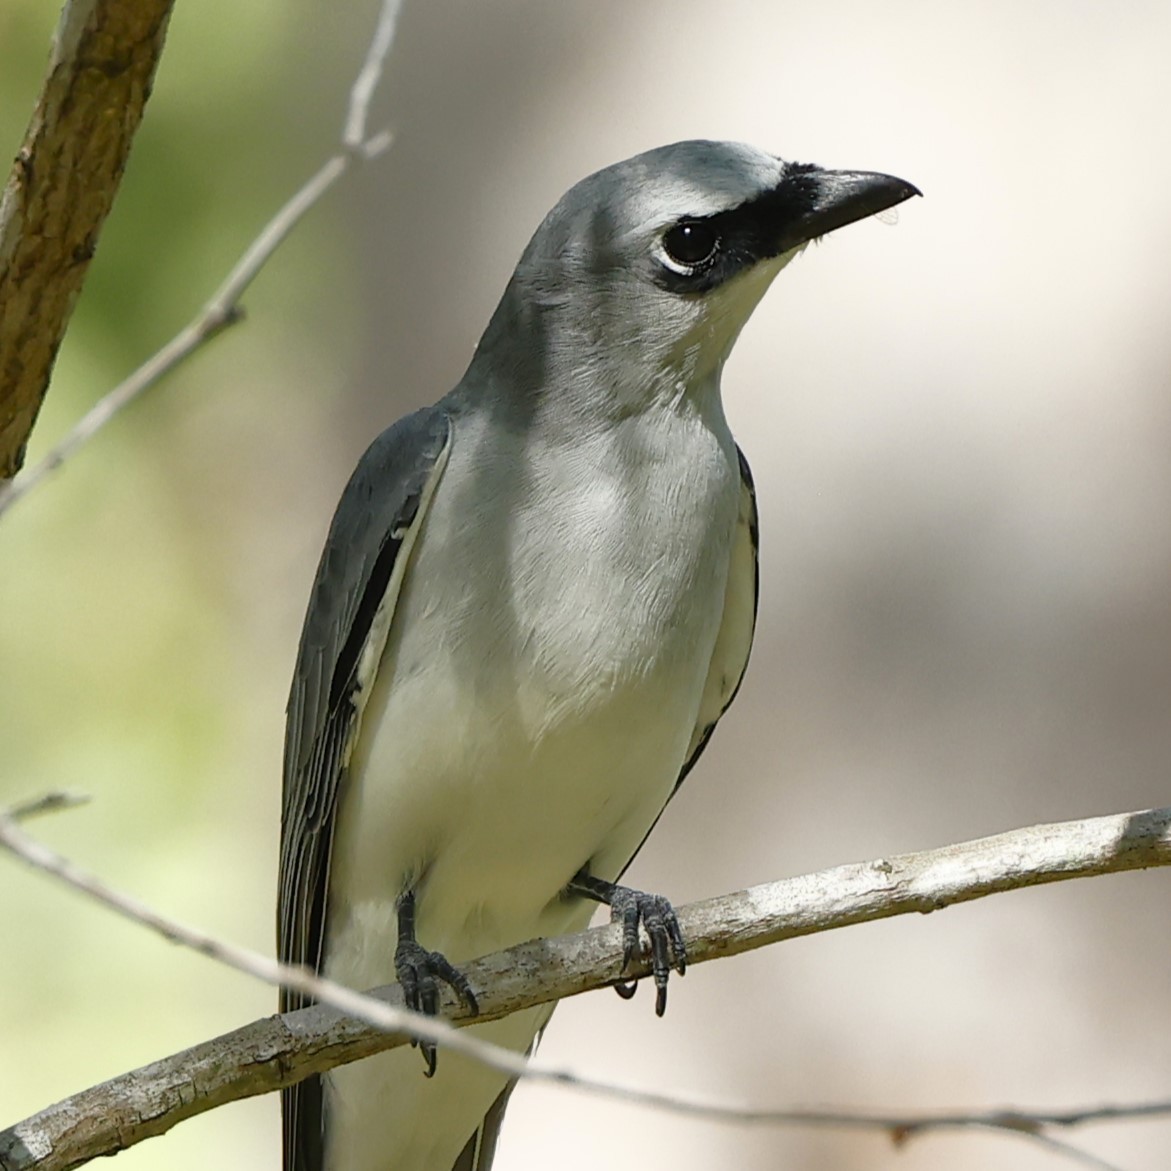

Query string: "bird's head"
[[478, 140, 918, 411]]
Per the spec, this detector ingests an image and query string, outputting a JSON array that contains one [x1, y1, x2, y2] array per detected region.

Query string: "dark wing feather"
[[672, 445, 759, 793], [449, 1080, 516, 1171], [449, 1015, 552, 1171], [278, 405, 452, 1171]]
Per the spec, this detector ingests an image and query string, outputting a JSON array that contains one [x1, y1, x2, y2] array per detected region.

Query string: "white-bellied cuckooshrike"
[[279, 139, 918, 1171]]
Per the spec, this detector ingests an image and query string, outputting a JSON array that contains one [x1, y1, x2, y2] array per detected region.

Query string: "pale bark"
[[1, 806, 1167, 1171]]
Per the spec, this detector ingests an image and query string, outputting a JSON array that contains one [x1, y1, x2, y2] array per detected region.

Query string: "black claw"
[[568, 871, 686, 1014], [395, 891, 479, 1077], [667, 912, 688, 977], [434, 957, 479, 1016], [618, 894, 642, 970]]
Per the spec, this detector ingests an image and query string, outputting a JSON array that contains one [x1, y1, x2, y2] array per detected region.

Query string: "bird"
[[278, 139, 918, 1171]]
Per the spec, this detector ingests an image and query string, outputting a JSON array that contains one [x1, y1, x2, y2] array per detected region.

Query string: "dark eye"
[[662, 220, 719, 268]]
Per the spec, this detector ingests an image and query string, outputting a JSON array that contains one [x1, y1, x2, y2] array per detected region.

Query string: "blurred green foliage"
[[0, 1, 371, 1165], [5, 3, 1171, 1169]]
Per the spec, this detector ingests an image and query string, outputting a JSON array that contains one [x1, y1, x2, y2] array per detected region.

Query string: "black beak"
[[650, 160, 920, 296], [772, 165, 921, 254]]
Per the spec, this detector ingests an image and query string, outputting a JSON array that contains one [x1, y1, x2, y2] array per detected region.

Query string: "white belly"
[[322, 403, 740, 1171]]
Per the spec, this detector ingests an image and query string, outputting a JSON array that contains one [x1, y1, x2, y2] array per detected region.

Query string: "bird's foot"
[[569, 871, 687, 1016], [395, 892, 479, 1077]]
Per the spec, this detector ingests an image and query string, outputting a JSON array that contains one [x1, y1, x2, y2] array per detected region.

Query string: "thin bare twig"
[[343, 0, 403, 148], [1, 798, 1169, 1170], [0, 792, 495, 1069], [0, 0, 402, 520], [2, 791, 89, 822], [886, 1111, 1132, 1171], [994, 1131, 1125, 1171], [1017, 1101, 1171, 1127]]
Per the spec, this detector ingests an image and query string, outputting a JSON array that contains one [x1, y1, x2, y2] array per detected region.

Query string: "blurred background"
[[2, 0, 1170, 1168]]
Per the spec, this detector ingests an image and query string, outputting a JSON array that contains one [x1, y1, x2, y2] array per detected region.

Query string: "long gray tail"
[[449, 1080, 516, 1171]]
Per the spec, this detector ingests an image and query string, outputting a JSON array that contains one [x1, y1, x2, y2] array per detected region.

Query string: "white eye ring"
[[659, 220, 720, 274]]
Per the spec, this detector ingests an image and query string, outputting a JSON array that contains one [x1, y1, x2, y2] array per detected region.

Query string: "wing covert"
[[278, 405, 452, 1171], [673, 444, 759, 791], [618, 446, 759, 880]]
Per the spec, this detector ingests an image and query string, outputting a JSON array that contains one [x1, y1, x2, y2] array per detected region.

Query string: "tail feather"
[[450, 1080, 517, 1171]]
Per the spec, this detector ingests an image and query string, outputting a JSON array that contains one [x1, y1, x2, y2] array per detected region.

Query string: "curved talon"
[[395, 938, 479, 1077], [567, 870, 687, 1013], [639, 891, 686, 1016], [613, 979, 638, 1000], [617, 892, 643, 971]]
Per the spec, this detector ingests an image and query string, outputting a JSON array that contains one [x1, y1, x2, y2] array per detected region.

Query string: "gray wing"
[[620, 446, 759, 877], [673, 445, 759, 792], [449, 1079, 515, 1171], [278, 405, 452, 1171], [449, 1010, 553, 1171]]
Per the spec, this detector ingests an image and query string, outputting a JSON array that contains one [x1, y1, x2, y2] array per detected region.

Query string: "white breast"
[[322, 395, 741, 1171]]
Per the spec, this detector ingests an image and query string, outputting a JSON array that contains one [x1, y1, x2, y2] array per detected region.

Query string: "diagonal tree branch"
[[1, 803, 1168, 1170], [0, 0, 176, 479], [0, 0, 403, 518]]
